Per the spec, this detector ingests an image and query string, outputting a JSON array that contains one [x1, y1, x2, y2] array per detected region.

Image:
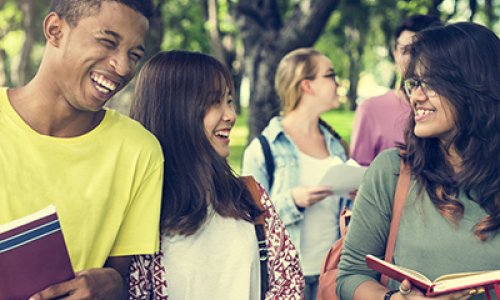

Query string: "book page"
[[319, 158, 367, 193], [366, 255, 432, 286], [435, 271, 486, 282], [433, 270, 500, 293], [0, 205, 56, 234], [393, 265, 433, 284]]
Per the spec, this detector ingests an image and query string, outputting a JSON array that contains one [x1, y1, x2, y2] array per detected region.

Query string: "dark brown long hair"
[[131, 50, 260, 236], [402, 22, 500, 240]]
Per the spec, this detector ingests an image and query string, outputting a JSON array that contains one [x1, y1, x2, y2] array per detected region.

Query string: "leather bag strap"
[[242, 176, 266, 227], [380, 158, 411, 286], [339, 208, 352, 238], [241, 176, 268, 299]]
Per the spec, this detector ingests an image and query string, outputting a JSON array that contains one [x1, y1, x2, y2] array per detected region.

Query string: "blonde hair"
[[274, 48, 323, 115]]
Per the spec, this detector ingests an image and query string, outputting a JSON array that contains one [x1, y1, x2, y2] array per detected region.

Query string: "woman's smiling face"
[[409, 67, 456, 142], [203, 90, 236, 158]]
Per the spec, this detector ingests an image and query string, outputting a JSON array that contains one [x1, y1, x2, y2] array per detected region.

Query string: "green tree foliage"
[[160, 0, 211, 52], [0, 0, 498, 117], [0, 0, 22, 86], [316, 0, 499, 111]]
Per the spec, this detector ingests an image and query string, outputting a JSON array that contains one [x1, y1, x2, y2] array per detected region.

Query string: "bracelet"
[[384, 289, 399, 300]]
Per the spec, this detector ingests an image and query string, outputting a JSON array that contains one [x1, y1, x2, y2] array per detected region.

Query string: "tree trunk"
[[468, 0, 478, 21], [17, 0, 35, 85], [0, 49, 13, 86], [347, 56, 360, 111], [144, 0, 166, 60], [484, 0, 495, 28], [203, 0, 244, 114], [245, 47, 282, 139], [342, 0, 369, 111], [234, 0, 339, 141]]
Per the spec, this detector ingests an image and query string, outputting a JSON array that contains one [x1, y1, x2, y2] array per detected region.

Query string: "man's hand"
[[29, 267, 125, 300]]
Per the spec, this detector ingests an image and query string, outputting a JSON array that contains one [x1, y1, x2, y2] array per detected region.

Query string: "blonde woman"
[[242, 48, 349, 300]]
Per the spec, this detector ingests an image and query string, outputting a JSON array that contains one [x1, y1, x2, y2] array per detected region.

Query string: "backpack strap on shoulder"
[[257, 135, 275, 190], [241, 176, 268, 299]]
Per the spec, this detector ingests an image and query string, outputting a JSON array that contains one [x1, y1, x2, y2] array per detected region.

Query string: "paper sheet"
[[319, 158, 367, 193]]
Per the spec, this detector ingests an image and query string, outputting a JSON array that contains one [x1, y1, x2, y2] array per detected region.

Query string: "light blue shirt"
[[241, 116, 350, 256]]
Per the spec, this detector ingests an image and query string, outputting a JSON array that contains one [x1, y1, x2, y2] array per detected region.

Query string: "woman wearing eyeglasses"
[[336, 22, 500, 300], [242, 48, 350, 300]]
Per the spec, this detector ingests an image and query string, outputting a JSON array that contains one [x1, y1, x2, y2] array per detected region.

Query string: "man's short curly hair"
[[49, 0, 154, 27]]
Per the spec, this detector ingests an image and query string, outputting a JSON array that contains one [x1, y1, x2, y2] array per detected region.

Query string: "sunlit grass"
[[229, 108, 355, 173]]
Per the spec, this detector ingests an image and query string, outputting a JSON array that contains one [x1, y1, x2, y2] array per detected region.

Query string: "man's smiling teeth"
[[416, 109, 434, 116], [91, 73, 117, 94]]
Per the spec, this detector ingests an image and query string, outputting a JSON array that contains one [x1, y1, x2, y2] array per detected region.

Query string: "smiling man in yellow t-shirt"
[[0, 1, 162, 299]]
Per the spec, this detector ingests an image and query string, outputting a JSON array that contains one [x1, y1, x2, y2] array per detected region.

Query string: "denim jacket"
[[241, 116, 349, 252]]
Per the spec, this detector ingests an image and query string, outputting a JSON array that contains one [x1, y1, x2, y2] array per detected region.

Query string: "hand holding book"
[[398, 278, 480, 299], [0, 205, 74, 300], [366, 255, 500, 298]]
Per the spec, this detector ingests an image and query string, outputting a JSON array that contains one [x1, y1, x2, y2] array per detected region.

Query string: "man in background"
[[350, 14, 443, 166]]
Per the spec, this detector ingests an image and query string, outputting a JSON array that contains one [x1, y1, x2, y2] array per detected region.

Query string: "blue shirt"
[[241, 116, 350, 254]]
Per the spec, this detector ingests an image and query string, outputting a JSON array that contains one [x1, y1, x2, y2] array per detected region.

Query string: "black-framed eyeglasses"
[[403, 78, 437, 98]]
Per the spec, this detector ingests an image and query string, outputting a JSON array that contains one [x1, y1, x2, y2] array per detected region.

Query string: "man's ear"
[[300, 79, 314, 95], [44, 12, 65, 47]]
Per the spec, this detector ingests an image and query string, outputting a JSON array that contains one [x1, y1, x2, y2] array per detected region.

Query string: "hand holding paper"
[[319, 158, 367, 194], [292, 185, 334, 208]]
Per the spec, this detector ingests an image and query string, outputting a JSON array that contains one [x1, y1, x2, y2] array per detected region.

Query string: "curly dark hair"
[[49, 0, 154, 27], [402, 22, 500, 240]]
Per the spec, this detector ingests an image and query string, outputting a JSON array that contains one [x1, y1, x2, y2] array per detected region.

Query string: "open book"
[[0, 205, 75, 300], [366, 254, 500, 296], [319, 158, 367, 194]]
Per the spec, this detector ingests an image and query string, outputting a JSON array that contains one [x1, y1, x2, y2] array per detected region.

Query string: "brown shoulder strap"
[[241, 176, 265, 226], [380, 158, 411, 286], [338, 208, 352, 238], [241, 175, 268, 299]]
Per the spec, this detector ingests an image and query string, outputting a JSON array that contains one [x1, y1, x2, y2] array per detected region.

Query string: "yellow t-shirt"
[[0, 87, 163, 271]]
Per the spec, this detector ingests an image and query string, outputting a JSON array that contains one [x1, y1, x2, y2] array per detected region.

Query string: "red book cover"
[[0, 205, 75, 300], [366, 254, 500, 297]]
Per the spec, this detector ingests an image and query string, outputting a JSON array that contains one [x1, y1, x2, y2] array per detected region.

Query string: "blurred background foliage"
[[0, 0, 498, 143]]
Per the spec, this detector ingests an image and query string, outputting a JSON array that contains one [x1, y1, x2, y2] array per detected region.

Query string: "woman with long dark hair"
[[128, 50, 304, 299], [336, 22, 500, 300]]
